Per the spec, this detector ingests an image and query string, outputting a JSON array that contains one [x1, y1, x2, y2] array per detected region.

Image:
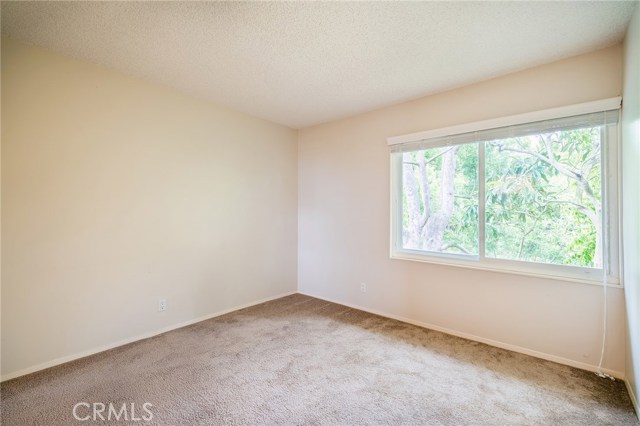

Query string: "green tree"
[[486, 128, 601, 267], [401, 126, 602, 268]]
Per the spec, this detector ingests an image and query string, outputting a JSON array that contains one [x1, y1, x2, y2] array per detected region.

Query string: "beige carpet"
[[1, 294, 638, 425]]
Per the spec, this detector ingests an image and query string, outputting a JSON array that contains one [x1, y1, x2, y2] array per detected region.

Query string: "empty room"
[[1, 1, 640, 425]]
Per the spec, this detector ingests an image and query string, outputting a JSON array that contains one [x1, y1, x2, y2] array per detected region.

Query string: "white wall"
[[1, 39, 298, 379], [623, 3, 640, 413], [298, 45, 627, 376]]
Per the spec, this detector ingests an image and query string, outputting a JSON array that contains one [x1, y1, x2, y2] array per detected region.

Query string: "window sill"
[[390, 250, 621, 287]]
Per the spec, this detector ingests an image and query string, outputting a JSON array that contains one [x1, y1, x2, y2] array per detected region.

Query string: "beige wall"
[[623, 4, 640, 413], [1, 39, 298, 379], [298, 45, 627, 375]]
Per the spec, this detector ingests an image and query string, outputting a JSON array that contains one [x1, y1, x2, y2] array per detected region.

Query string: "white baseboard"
[[4, 290, 627, 385], [626, 379, 640, 420], [298, 291, 625, 380], [1, 291, 296, 382]]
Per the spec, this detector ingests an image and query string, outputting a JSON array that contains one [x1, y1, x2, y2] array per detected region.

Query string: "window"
[[389, 99, 621, 284]]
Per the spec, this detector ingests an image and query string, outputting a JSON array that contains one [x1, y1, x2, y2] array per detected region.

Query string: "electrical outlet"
[[158, 298, 167, 312], [360, 283, 367, 293]]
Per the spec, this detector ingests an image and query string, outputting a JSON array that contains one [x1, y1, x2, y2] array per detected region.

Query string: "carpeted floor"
[[1, 294, 638, 425]]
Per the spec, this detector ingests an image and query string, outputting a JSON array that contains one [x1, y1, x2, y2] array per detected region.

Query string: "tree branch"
[[440, 243, 471, 254], [417, 153, 431, 228], [539, 134, 557, 163], [491, 141, 580, 180], [424, 146, 456, 165]]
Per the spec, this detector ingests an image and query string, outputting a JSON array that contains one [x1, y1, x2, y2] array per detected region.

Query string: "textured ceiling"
[[1, 1, 637, 129]]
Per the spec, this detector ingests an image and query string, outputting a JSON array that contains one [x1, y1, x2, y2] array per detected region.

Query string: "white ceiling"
[[1, 1, 637, 129]]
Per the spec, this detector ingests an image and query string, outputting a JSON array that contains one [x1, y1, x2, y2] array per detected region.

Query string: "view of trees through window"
[[401, 144, 479, 255], [401, 126, 603, 268]]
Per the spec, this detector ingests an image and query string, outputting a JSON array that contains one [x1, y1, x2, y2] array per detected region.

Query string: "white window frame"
[[388, 98, 622, 286]]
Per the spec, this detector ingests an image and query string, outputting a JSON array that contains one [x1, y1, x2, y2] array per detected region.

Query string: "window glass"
[[484, 127, 602, 268], [401, 144, 478, 255]]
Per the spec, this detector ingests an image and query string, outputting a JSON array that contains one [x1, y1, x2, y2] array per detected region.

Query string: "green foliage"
[[402, 126, 603, 268], [485, 128, 601, 267]]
